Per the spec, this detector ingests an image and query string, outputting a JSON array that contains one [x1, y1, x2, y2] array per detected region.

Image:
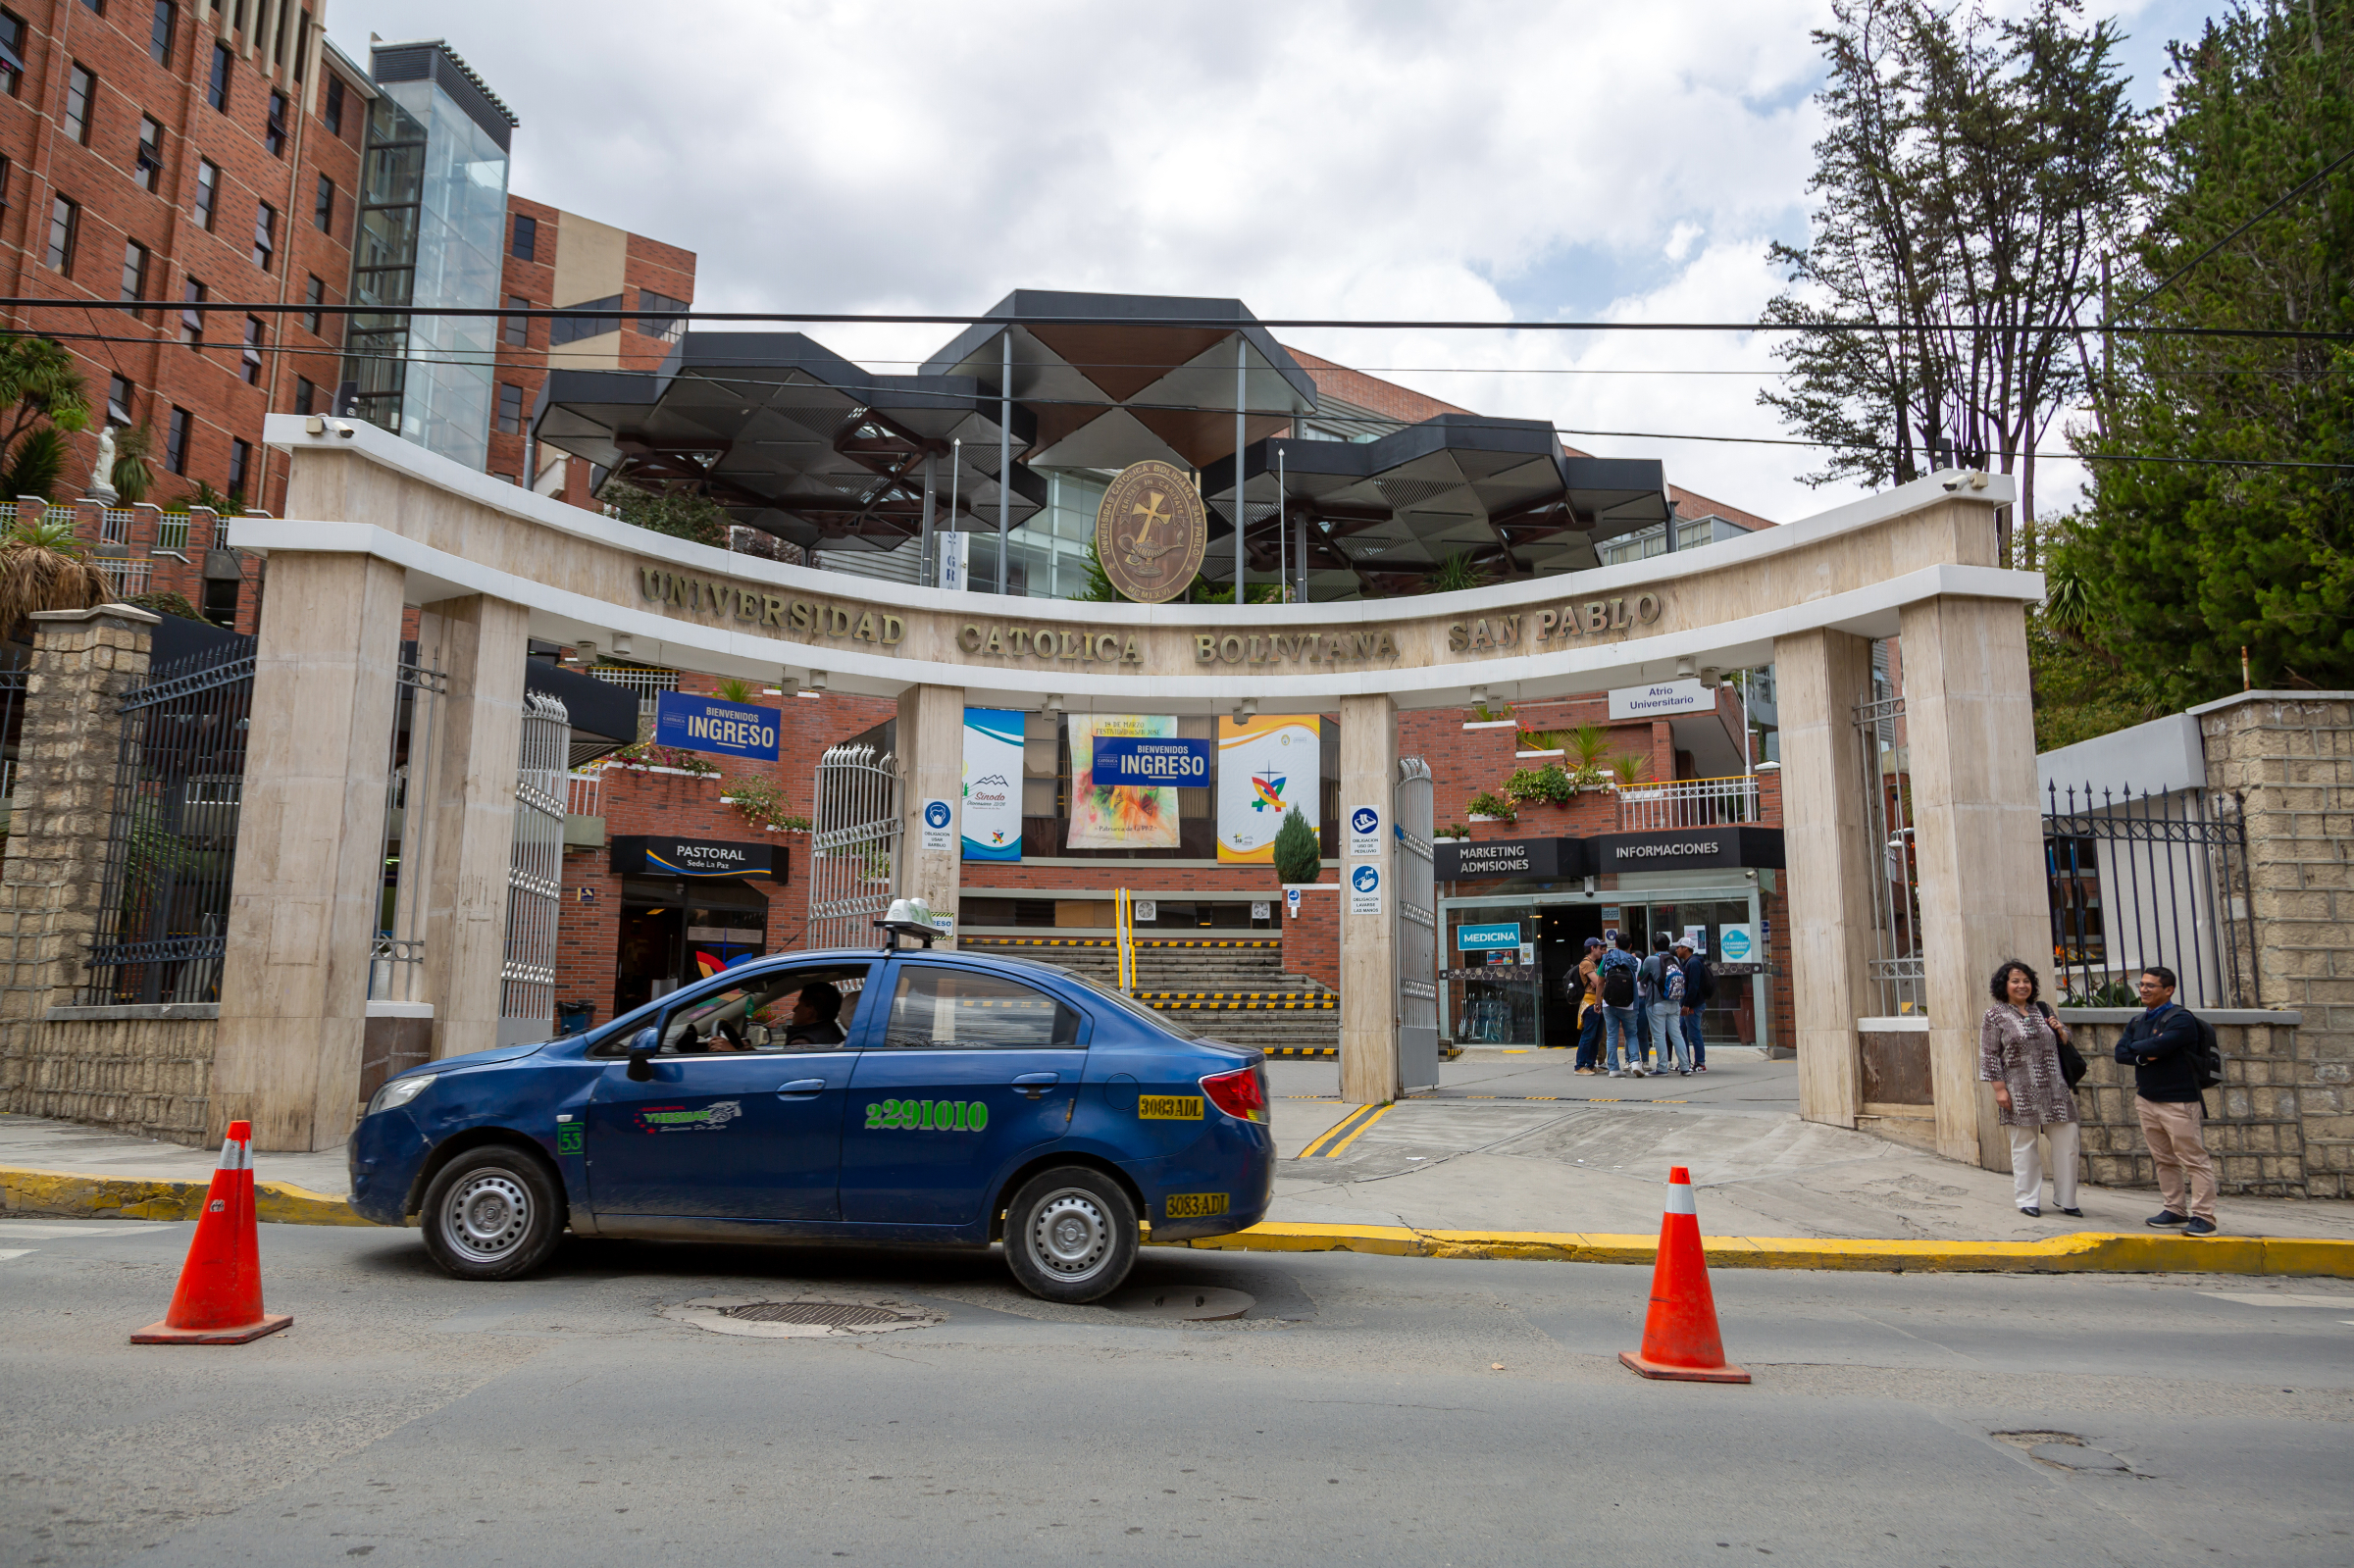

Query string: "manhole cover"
[[660, 1294, 946, 1339], [1103, 1286, 1254, 1321]]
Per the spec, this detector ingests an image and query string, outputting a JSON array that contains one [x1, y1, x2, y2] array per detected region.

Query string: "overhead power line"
[[2126, 144, 2354, 311]]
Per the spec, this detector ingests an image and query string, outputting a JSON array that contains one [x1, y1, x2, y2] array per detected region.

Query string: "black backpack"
[[1683, 958, 1714, 1007], [1601, 959, 1635, 1007], [2189, 1011, 2224, 1090]]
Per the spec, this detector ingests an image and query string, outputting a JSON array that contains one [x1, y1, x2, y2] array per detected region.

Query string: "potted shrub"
[[1434, 823, 1471, 843], [1466, 790, 1516, 824], [1566, 724, 1612, 792], [1272, 805, 1322, 886]]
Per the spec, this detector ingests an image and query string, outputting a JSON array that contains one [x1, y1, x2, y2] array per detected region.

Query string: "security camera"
[[335, 421, 356, 439]]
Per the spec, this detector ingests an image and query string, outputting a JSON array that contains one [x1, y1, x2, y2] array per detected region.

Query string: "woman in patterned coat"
[[1979, 958, 2081, 1219]]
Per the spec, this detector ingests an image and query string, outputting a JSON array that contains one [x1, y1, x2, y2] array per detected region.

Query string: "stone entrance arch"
[[211, 417, 2044, 1155]]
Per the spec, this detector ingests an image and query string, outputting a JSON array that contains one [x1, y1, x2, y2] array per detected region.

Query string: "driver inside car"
[[781, 982, 844, 1047]]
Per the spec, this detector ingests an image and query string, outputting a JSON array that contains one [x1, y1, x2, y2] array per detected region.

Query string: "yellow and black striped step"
[[1136, 990, 1329, 1000], [1262, 1045, 1337, 1058], [1147, 999, 1336, 1011], [962, 936, 1282, 949]]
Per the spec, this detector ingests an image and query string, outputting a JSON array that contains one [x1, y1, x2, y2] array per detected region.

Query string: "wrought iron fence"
[[82, 635, 258, 1004], [0, 644, 27, 820], [368, 653, 449, 1001], [500, 692, 569, 1036], [1615, 773, 1760, 832], [2043, 781, 2256, 1010], [809, 743, 899, 951], [1854, 692, 1925, 1015]]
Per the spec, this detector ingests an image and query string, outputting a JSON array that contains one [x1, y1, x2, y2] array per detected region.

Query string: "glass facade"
[[343, 77, 508, 470], [965, 468, 1109, 601]]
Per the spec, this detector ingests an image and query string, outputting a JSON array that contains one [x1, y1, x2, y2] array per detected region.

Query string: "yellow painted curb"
[[1151, 1222, 2354, 1278], [0, 1165, 374, 1227]]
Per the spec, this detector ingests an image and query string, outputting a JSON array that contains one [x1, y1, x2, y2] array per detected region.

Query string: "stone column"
[[1898, 594, 2050, 1168], [895, 683, 964, 947], [211, 552, 406, 1151], [1772, 628, 1878, 1129], [1339, 692, 1400, 1105], [0, 606, 160, 1117], [416, 594, 533, 1060]]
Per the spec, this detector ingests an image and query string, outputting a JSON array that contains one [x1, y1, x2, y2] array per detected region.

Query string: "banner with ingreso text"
[[1067, 714, 1181, 849]]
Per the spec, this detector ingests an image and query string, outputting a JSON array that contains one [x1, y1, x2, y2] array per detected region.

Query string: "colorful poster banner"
[[961, 708, 1024, 861], [1216, 715, 1319, 863], [1068, 714, 1180, 849]]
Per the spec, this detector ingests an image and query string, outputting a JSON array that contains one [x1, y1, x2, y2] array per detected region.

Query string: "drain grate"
[[719, 1301, 917, 1328]]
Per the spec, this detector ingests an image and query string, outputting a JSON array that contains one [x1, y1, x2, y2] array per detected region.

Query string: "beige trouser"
[[2136, 1097, 2217, 1222], [2007, 1121, 2080, 1211]]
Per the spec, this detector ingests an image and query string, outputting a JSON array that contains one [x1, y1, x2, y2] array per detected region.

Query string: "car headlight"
[[367, 1073, 437, 1117]]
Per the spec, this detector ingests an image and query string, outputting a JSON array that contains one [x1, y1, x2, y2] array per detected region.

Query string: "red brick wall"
[[1279, 880, 1340, 992]]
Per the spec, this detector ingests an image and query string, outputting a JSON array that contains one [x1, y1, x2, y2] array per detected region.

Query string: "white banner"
[[1609, 678, 1710, 721], [1217, 715, 1319, 863], [960, 709, 1025, 861]]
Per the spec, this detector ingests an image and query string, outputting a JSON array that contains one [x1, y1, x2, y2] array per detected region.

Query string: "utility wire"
[[2124, 144, 2354, 312]]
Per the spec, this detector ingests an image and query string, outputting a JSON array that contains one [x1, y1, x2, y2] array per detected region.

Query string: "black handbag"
[[2039, 1001, 2088, 1089]]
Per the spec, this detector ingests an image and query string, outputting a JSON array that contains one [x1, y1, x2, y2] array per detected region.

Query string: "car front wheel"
[[1003, 1166, 1139, 1303], [420, 1146, 565, 1281]]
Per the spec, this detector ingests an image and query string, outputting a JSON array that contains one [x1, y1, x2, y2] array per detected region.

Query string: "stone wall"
[[2194, 693, 2354, 1198], [2062, 1011, 2308, 1197], [11, 1008, 216, 1144]]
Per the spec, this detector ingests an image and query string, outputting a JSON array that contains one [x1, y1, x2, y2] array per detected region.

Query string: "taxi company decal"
[[865, 1098, 992, 1132], [635, 1100, 743, 1134], [555, 1123, 584, 1154], [1138, 1094, 1204, 1121], [1164, 1191, 1230, 1219]]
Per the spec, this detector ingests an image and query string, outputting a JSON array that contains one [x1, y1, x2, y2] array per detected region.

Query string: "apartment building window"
[[228, 437, 252, 501], [65, 66, 96, 145], [551, 295, 622, 347], [207, 42, 230, 112], [193, 159, 218, 228], [496, 381, 524, 434], [241, 317, 264, 383], [313, 174, 334, 233], [637, 290, 691, 344], [323, 74, 343, 136], [107, 374, 133, 427], [166, 406, 190, 473], [79, 0, 103, 12], [180, 278, 205, 345], [511, 213, 537, 262], [302, 274, 324, 333], [266, 89, 288, 156], [0, 156, 10, 224], [150, 2, 176, 67], [502, 295, 529, 347], [252, 202, 276, 270], [136, 116, 164, 190], [45, 196, 78, 274], [0, 11, 24, 98], [120, 238, 149, 316], [294, 376, 316, 415]]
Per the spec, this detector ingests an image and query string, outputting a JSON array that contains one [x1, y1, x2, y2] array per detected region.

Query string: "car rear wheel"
[[420, 1146, 565, 1282], [1003, 1166, 1138, 1304]]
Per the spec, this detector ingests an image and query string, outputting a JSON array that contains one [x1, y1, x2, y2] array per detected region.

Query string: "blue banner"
[[1456, 922, 1524, 950], [1095, 736, 1212, 784], [654, 690, 781, 762]]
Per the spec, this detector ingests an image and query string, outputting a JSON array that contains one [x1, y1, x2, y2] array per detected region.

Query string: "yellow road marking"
[[1296, 1103, 1379, 1158], [1321, 1101, 1393, 1157]]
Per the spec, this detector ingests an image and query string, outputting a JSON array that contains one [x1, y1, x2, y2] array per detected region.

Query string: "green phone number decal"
[[865, 1098, 990, 1133]]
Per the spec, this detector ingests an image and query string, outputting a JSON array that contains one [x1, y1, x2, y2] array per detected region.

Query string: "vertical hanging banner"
[[1068, 714, 1181, 849], [1216, 715, 1319, 863], [960, 708, 1024, 861]]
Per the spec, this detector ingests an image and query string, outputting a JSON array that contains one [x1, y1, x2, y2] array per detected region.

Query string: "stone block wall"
[[2195, 693, 2354, 1197], [2063, 1012, 2309, 1196], [10, 1010, 216, 1144]]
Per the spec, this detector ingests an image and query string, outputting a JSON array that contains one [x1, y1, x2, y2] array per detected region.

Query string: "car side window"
[[882, 966, 1082, 1050], [610, 965, 870, 1056]]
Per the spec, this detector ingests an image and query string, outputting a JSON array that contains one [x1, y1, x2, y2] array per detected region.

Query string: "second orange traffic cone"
[[1618, 1164, 1748, 1384], [131, 1120, 292, 1345]]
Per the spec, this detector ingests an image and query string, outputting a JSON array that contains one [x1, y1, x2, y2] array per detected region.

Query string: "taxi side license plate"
[[1164, 1191, 1229, 1219], [1139, 1094, 1203, 1120]]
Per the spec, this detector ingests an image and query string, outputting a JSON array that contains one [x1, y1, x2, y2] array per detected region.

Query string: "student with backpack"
[[1642, 933, 1691, 1074], [2115, 964, 2219, 1236], [1597, 934, 1643, 1077], [1675, 936, 1712, 1071]]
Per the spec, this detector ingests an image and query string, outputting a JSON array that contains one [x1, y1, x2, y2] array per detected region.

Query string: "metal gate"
[[809, 742, 900, 951], [1394, 756, 1439, 1088], [1854, 690, 1925, 1016], [499, 692, 568, 1042]]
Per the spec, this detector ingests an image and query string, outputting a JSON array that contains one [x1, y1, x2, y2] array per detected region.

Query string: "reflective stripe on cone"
[[1617, 1164, 1748, 1385], [130, 1120, 293, 1345]]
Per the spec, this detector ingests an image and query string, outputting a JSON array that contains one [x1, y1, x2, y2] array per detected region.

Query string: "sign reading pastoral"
[[1095, 736, 1211, 784], [1096, 460, 1209, 604], [653, 689, 780, 762], [961, 709, 1025, 862], [1216, 715, 1318, 864], [610, 835, 774, 880]]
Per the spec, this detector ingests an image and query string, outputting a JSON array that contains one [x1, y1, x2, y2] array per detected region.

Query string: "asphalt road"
[[4, 1219, 2350, 1567]]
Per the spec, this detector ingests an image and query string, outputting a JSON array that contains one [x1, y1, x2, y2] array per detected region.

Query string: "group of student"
[[1571, 931, 1714, 1077]]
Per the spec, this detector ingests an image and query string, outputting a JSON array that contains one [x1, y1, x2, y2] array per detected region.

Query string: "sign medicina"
[[1216, 715, 1318, 864]]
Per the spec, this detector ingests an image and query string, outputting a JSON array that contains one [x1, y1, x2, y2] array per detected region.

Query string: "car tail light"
[[1200, 1063, 1268, 1124]]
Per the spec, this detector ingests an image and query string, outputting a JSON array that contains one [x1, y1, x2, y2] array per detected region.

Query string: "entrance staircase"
[[959, 936, 1339, 1057]]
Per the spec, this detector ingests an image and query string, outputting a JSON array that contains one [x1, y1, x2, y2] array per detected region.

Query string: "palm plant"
[[1567, 724, 1611, 771], [1608, 753, 1652, 789], [1, 426, 67, 500], [715, 677, 755, 703], [1424, 550, 1490, 594], [110, 424, 156, 505], [0, 513, 112, 632]]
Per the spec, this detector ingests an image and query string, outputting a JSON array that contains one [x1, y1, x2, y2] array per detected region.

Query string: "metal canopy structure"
[[533, 290, 1676, 596]]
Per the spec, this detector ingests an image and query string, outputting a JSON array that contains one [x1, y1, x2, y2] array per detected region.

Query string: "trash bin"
[[556, 1001, 595, 1037]]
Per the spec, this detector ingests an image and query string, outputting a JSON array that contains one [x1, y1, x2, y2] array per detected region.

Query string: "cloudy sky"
[[336, 0, 2213, 525]]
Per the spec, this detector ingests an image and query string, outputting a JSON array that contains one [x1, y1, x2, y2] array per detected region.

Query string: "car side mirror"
[[626, 1026, 659, 1082]]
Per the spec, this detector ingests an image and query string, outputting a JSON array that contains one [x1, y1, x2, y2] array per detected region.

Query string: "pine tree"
[[1272, 806, 1321, 886]]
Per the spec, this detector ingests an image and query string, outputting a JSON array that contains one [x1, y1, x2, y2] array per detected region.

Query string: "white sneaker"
[[1607, 1069, 1625, 1078], [1630, 1067, 1647, 1078]]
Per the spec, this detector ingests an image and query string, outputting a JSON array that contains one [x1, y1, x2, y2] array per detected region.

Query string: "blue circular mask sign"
[[1352, 864, 1380, 892], [923, 800, 952, 831], [1719, 927, 1754, 961], [1351, 806, 1379, 835]]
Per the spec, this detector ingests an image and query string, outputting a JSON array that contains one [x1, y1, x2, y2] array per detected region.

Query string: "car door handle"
[[776, 1079, 828, 1098], [1012, 1072, 1060, 1100]]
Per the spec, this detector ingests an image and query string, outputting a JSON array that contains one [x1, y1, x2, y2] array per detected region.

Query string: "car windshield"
[[1059, 969, 1199, 1038]]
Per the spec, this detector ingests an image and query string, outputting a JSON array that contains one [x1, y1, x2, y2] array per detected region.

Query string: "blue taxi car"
[[348, 925, 1274, 1302]]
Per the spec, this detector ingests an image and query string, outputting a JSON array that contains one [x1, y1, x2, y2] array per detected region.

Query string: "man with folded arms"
[[2115, 966, 2217, 1237]]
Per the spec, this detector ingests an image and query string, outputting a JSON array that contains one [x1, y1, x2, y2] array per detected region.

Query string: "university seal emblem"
[[1095, 460, 1208, 604]]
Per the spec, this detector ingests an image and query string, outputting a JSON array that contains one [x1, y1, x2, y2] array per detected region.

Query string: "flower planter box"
[[1513, 748, 1565, 759], [1460, 719, 1518, 731], [1467, 813, 1512, 824]]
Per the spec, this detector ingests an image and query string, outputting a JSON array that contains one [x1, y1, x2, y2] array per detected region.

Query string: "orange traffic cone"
[[1618, 1164, 1748, 1384], [131, 1120, 292, 1345]]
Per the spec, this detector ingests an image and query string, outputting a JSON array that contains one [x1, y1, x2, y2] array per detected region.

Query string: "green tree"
[[2065, 0, 2354, 705], [1271, 805, 1321, 885], [1761, 0, 2142, 562], [1077, 536, 1124, 602], [602, 478, 732, 548], [110, 423, 156, 505]]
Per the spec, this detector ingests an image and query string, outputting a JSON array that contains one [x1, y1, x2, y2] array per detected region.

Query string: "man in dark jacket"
[[2114, 965, 2216, 1235], [1676, 936, 1713, 1071]]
